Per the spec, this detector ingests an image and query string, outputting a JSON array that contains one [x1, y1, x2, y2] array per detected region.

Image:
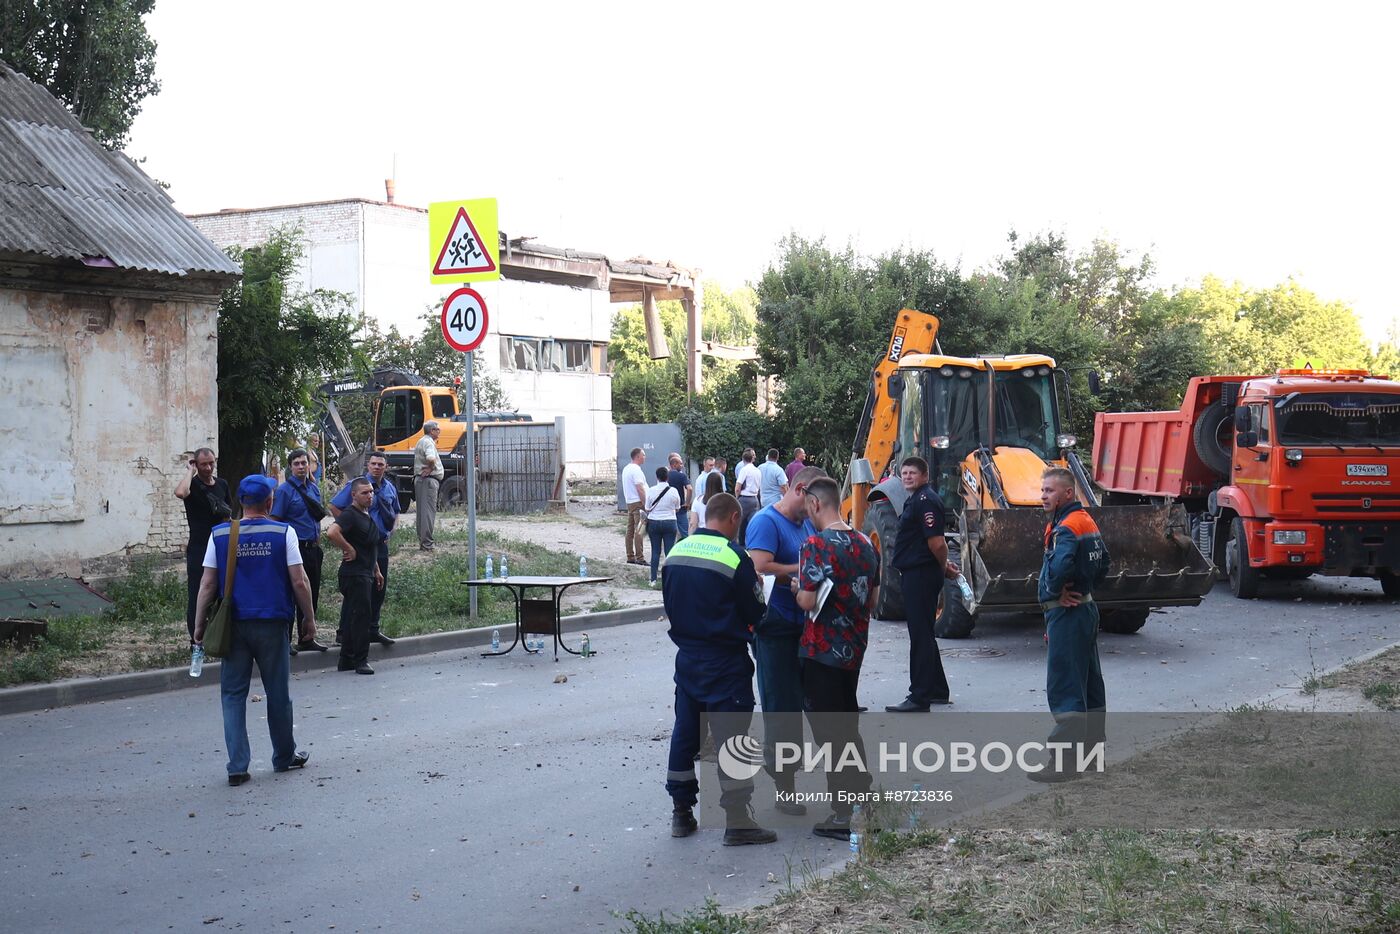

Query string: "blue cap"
[[238, 474, 277, 504]]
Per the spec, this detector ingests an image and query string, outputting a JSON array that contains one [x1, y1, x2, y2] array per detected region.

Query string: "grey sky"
[[129, 1, 1398, 341]]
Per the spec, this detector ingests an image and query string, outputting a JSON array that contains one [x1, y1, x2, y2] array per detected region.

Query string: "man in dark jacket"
[[1032, 467, 1110, 782], [661, 493, 776, 846]]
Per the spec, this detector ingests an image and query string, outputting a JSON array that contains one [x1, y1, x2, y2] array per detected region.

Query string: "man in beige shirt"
[[413, 421, 445, 550]]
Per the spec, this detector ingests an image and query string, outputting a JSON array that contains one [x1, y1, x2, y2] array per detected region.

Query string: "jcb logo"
[[888, 328, 907, 362]]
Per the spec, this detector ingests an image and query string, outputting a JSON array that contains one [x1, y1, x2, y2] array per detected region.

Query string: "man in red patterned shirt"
[[793, 476, 879, 840]]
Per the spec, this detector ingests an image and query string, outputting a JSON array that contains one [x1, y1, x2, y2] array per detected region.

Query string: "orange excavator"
[[843, 310, 1213, 636]]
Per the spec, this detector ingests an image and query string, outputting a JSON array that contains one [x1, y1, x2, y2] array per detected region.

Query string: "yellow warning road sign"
[[429, 198, 500, 284]]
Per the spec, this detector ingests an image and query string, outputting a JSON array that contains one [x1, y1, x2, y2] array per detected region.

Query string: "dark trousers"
[[291, 541, 322, 642], [802, 661, 872, 817], [338, 574, 374, 667], [737, 496, 759, 547], [1045, 603, 1107, 751], [371, 541, 389, 634], [901, 566, 951, 704], [666, 685, 754, 812], [185, 543, 206, 644], [754, 621, 804, 792], [647, 519, 677, 582]]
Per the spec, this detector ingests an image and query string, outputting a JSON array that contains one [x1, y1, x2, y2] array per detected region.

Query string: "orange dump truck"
[[1092, 369, 1400, 599]]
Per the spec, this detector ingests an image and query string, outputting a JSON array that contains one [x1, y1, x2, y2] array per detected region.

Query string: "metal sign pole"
[[465, 349, 478, 617]]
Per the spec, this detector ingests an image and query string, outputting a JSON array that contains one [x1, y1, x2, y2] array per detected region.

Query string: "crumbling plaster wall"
[[0, 287, 218, 580]]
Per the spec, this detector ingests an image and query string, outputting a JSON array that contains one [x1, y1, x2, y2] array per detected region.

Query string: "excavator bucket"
[[963, 503, 1214, 612]]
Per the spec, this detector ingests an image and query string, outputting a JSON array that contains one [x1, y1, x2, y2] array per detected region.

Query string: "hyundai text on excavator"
[[314, 366, 526, 509], [1092, 368, 1400, 599], [844, 310, 1213, 637]]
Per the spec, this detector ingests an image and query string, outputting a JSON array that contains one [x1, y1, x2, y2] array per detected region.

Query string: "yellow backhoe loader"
[[844, 310, 1213, 636]]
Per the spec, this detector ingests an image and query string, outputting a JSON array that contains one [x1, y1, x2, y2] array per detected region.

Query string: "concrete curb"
[[0, 602, 667, 717]]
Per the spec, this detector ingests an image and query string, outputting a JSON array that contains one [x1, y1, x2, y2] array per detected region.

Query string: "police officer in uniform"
[[661, 492, 777, 846], [194, 475, 315, 786], [886, 456, 959, 712], [271, 448, 329, 654], [1031, 467, 1110, 782]]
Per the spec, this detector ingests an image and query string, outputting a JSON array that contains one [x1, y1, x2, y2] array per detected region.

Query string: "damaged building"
[[0, 63, 241, 581]]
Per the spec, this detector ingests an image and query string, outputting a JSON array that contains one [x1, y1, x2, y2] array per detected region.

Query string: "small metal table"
[[463, 576, 612, 660]]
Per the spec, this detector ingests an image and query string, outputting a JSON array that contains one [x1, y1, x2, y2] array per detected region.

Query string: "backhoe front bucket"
[[963, 503, 1214, 613]]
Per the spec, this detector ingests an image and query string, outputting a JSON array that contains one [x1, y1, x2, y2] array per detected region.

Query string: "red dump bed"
[[1091, 376, 1249, 498]]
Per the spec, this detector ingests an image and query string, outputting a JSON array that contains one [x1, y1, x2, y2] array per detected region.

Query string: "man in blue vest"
[[1031, 467, 1110, 782], [271, 448, 329, 655], [194, 475, 316, 787], [662, 492, 776, 846]]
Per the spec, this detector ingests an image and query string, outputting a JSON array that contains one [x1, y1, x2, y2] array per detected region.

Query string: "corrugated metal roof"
[[0, 63, 240, 280]]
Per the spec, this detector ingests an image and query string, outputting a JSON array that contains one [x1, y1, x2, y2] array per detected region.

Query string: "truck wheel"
[[935, 536, 975, 638], [1192, 405, 1234, 476], [864, 499, 904, 620], [439, 476, 466, 509], [1099, 608, 1150, 634], [1226, 517, 1261, 599], [1381, 572, 1400, 598]]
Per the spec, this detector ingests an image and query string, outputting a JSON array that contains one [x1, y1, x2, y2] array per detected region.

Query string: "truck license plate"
[[1347, 464, 1388, 476]]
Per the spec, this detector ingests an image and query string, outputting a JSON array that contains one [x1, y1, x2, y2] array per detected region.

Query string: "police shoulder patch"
[[923, 512, 936, 527]]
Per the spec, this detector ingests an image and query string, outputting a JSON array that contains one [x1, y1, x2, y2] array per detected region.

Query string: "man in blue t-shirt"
[[330, 452, 400, 647], [271, 448, 328, 655], [745, 464, 825, 806], [758, 448, 788, 508]]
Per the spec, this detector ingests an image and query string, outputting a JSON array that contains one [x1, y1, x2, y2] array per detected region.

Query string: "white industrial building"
[[189, 197, 700, 479]]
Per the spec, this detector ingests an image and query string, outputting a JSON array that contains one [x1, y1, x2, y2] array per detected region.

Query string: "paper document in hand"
[[808, 577, 834, 619], [762, 575, 776, 603]]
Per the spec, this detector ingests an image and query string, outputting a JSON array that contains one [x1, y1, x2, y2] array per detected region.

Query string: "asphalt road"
[[2, 577, 1396, 933]]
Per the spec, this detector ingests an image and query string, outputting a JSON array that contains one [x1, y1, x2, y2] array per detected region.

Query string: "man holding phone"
[[175, 447, 231, 646]]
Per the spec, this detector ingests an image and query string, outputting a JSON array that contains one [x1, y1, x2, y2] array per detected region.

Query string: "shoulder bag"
[[294, 479, 328, 523], [201, 519, 241, 659]]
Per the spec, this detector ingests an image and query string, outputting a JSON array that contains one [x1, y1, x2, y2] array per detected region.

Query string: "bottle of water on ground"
[[484, 555, 494, 579], [581, 633, 591, 658], [909, 781, 923, 830], [189, 644, 205, 678], [578, 555, 587, 578], [956, 573, 974, 606], [491, 629, 500, 651], [500, 555, 509, 578], [849, 804, 865, 857]]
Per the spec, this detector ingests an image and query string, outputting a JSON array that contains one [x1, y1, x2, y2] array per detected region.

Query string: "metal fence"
[[474, 421, 563, 514]]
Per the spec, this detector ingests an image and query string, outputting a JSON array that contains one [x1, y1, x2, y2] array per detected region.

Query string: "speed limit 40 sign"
[[440, 287, 489, 352]]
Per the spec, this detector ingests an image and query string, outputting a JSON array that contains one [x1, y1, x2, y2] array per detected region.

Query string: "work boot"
[[671, 806, 698, 838], [812, 812, 852, 840], [722, 806, 777, 846]]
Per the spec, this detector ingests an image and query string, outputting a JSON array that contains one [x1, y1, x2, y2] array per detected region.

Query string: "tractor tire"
[[864, 498, 905, 620], [1226, 517, 1262, 599], [1099, 608, 1150, 634], [1193, 405, 1234, 476], [1380, 571, 1400, 598], [934, 536, 976, 639]]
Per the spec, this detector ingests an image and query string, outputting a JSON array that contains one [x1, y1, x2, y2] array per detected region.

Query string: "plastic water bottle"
[[581, 633, 591, 658], [849, 804, 865, 857], [189, 644, 205, 678], [491, 629, 500, 651], [909, 782, 923, 830], [578, 555, 587, 578], [500, 554, 509, 578], [956, 573, 974, 606], [484, 555, 494, 579]]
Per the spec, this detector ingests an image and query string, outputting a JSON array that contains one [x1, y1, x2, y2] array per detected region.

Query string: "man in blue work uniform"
[[1031, 466, 1110, 783], [661, 492, 776, 846], [329, 453, 400, 647], [886, 456, 958, 711], [272, 448, 329, 655], [194, 475, 315, 786], [746, 464, 825, 806]]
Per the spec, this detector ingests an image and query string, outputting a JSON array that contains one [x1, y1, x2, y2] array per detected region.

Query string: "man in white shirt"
[[620, 447, 648, 565], [735, 448, 762, 547], [413, 421, 444, 551]]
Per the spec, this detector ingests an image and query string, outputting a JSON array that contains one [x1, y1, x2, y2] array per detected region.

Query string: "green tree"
[[216, 227, 360, 485], [0, 0, 160, 149], [1369, 321, 1400, 378]]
